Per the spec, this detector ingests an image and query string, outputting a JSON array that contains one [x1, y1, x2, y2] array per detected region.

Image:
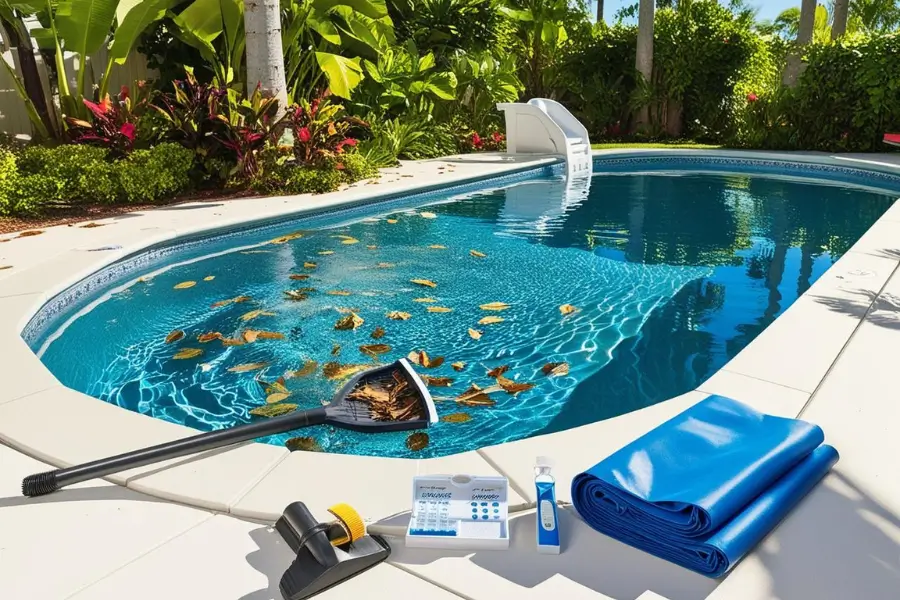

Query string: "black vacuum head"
[[325, 358, 438, 433]]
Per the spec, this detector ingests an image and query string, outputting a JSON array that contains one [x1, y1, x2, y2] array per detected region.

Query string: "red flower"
[[298, 127, 311, 143], [472, 132, 483, 149], [119, 122, 136, 142], [491, 131, 503, 143], [120, 85, 129, 101], [343, 137, 357, 147], [747, 93, 758, 103]]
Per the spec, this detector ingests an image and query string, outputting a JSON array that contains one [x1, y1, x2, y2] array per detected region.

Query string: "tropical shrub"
[[117, 144, 196, 203], [65, 84, 154, 156], [289, 92, 368, 167], [387, 0, 506, 61], [444, 50, 523, 132]]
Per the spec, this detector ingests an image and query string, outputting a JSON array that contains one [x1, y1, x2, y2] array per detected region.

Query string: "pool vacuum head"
[[276, 501, 390, 600]]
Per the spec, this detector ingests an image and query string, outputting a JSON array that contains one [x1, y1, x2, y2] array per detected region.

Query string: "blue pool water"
[[30, 160, 899, 457]]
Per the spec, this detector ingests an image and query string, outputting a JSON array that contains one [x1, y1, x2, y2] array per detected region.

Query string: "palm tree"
[[596, 0, 603, 23], [833, 0, 850, 38], [782, 0, 817, 87], [244, 0, 289, 112], [634, 0, 654, 130]]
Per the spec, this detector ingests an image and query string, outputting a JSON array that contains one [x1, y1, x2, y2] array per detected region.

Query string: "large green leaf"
[[109, 0, 179, 64], [174, 0, 224, 43], [311, 0, 386, 19], [219, 0, 242, 56], [308, 15, 342, 44], [315, 52, 362, 98], [56, 0, 119, 56]]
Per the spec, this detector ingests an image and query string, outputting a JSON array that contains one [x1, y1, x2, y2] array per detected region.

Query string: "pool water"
[[34, 168, 897, 457]]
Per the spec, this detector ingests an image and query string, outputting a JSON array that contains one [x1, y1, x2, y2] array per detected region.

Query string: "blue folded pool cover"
[[571, 395, 838, 578]]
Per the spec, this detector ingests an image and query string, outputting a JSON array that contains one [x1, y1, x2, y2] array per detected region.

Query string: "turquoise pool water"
[[30, 160, 899, 457]]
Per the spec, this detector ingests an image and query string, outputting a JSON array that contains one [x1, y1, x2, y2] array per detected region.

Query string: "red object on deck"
[[885, 133, 900, 147]]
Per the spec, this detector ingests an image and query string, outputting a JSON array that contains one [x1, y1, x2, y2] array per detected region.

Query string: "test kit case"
[[405, 474, 510, 550]]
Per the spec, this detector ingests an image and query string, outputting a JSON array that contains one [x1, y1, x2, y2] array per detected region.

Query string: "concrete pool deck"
[[2, 149, 900, 599]]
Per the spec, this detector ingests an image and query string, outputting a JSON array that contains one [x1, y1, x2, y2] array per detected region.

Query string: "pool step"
[[496, 98, 593, 177]]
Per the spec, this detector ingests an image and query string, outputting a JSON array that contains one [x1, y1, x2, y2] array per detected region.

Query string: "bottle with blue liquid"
[[535, 456, 560, 554]]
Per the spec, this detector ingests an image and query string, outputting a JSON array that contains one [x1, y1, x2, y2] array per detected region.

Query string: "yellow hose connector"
[[327, 503, 366, 546]]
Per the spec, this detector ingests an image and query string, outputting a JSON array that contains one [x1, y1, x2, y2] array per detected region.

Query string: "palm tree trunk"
[[596, 0, 604, 23], [634, 0, 654, 131], [783, 0, 816, 86], [244, 0, 288, 114], [2, 16, 55, 137], [832, 0, 850, 39]]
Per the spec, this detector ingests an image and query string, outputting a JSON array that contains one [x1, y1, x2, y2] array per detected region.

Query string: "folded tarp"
[[571, 395, 838, 578]]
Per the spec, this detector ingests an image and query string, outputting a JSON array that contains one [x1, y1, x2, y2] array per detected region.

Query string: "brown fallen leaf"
[[371, 326, 386, 339], [470, 249, 487, 258], [173, 348, 203, 360], [0, 265, 12, 270], [413, 297, 437, 303], [284, 290, 309, 301], [496, 375, 535, 394], [542, 362, 570, 377], [292, 360, 318, 377], [285, 436, 323, 452], [304, 262, 317, 269], [452, 361, 466, 372], [16, 230, 43, 237], [220, 337, 246, 346], [410, 279, 437, 288], [250, 403, 297, 417], [367, 245, 378, 250], [203, 276, 215, 281], [197, 332, 222, 343], [327, 290, 352, 296], [387, 311, 411, 320], [386, 219, 398, 224], [323, 362, 370, 380], [406, 432, 430, 451], [376, 262, 395, 268], [228, 362, 269, 373], [422, 375, 453, 387], [242, 330, 285, 343], [260, 378, 289, 396], [318, 250, 335, 255], [420, 212, 437, 219], [479, 302, 510, 311], [478, 316, 505, 325], [79, 222, 105, 228], [165, 329, 185, 344], [456, 392, 496, 407], [289, 273, 310, 280], [211, 295, 252, 308], [559, 304, 580, 315], [173, 281, 196, 289], [240, 309, 276, 322], [468, 328, 483, 340], [334, 312, 364, 330], [269, 232, 304, 244], [360, 343, 391, 357], [266, 392, 292, 404], [331, 344, 342, 356], [428, 244, 447, 249], [442, 412, 472, 423], [426, 306, 452, 313], [487, 365, 510, 378], [407, 350, 445, 369]]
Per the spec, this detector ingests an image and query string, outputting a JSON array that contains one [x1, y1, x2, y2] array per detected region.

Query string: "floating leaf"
[[470, 249, 487, 258], [228, 362, 269, 373], [270, 232, 304, 244], [497, 375, 535, 394], [304, 262, 317, 269], [452, 361, 466, 371], [327, 290, 352, 296], [341, 237, 360, 245], [422, 375, 453, 387], [542, 362, 570, 376], [334, 312, 364, 330], [266, 392, 292, 404], [386, 219, 398, 224], [367, 245, 378, 250], [360, 343, 391, 357], [260, 378, 289, 395], [406, 432, 430, 451], [387, 311, 411, 320], [165, 329, 185, 344], [468, 328, 483, 340], [559, 304, 579, 315], [16, 230, 43, 237], [203, 276, 215, 281], [221, 337, 246, 346], [371, 326, 386, 339], [323, 362, 370, 380], [173, 348, 203, 360], [240, 309, 276, 322], [427, 306, 452, 313], [284, 290, 309, 301], [173, 281, 196, 289], [407, 350, 445, 369], [428, 244, 447, 249], [319, 250, 335, 255], [289, 274, 310, 280], [478, 316, 505, 325], [292, 360, 318, 377], [285, 436, 323, 452], [413, 297, 437, 303], [479, 302, 510, 311], [211, 295, 252, 308], [420, 212, 437, 219], [376, 262, 395, 268], [411, 279, 437, 288], [455, 383, 500, 407], [242, 330, 285, 343], [331, 343, 342, 356], [487, 365, 510, 378], [198, 332, 222, 343], [250, 403, 298, 417], [442, 412, 472, 423]]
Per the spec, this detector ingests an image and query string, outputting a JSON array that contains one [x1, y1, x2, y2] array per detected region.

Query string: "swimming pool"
[[26, 156, 900, 458]]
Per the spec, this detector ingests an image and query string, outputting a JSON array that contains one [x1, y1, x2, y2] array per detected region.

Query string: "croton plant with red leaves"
[[66, 84, 151, 157], [461, 130, 505, 152], [289, 90, 368, 167]]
